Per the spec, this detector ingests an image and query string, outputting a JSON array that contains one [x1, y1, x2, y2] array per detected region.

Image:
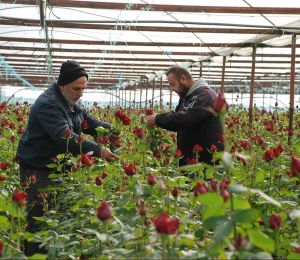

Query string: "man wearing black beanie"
[[17, 60, 118, 256]]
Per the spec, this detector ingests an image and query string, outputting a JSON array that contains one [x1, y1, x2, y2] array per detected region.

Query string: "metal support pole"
[[248, 46, 256, 132], [145, 79, 148, 108], [39, 0, 53, 82], [199, 61, 202, 78], [139, 82, 143, 109], [152, 78, 155, 109], [133, 84, 137, 109], [221, 56, 226, 94], [129, 86, 132, 110], [288, 34, 296, 145], [159, 76, 163, 109]]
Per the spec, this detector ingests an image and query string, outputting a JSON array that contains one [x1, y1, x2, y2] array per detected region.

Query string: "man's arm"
[[154, 91, 215, 131], [82, 109, 110, 136], [37, 103, 108, 158]]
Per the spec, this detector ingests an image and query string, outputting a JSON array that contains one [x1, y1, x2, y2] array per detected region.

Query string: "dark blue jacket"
[[17, 83, 110, 169], [155, 79, 224, 165]]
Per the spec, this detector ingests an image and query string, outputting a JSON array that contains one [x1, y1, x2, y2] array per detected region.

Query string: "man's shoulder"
[[34, 84, 60, 108], [192, 85, 216, 98]]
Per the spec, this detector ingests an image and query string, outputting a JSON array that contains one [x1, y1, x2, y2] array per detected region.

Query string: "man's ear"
[[179, 74, 187, 82]]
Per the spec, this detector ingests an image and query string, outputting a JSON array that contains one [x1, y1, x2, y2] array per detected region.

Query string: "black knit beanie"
[[57, 60, 88, 85]]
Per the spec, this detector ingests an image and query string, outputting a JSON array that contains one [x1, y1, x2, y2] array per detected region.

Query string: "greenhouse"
[[0, 0, 300, 259]]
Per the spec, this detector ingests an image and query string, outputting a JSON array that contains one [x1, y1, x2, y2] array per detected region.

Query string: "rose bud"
[[95, 176, 103, 186], [147, 173, 157, 185], [269, 213, 281, 230], [96, 201, 112, 221], [171, 187, 179, 198], [154, 212, 180, 235], [123, 163, 137, 176]]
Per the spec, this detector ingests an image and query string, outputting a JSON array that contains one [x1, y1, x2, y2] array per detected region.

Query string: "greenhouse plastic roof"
[[0, 0, 300, 89]]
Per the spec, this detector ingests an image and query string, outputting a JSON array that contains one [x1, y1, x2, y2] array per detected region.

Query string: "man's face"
[[167, 73, 190, 98], [59, 76, 87, 105]]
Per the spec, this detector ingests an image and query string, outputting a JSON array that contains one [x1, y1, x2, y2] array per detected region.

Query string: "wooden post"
[[124, 88, 126, 108], [199, 61, 202, 78], [159, 76, 163, 109], [152, 78, 155, 109], [121, 88, 124, 108], [288, 34, 296, 145], [221, 56, 226, 94], [145, 78, 148, 108], [248, 46, 256, 132], [139, 81, 143, 109], [129, 86, 132, 110], [133, 84, 137, 109]]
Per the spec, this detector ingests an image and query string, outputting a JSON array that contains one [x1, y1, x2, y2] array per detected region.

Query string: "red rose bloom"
[[291, 156, 300, 176], [76, 135, 84, 143], [0, 102, 6, 109], [186, 157, 197, 165], [256, 135, 265, 146], [81, 119, 89, 129], [80, 154, 94, 166], [122, 116, 131, 126], [64, 128, 72, 138], [0, 162, 8, 170], [269, 213, 281, 230], [95, 176, 103, 186], [210, 144, 217, 153], [154, 212, 180, 235], [193, 144, 203, 153], [218, 135, 226, 143], [123, 163, 137, 176], [219, 179, 230, 190], [194, 181, 208, 196], [263, 149, 275, 162], [273, 145, 283, 157], [213, 93, 228, 113], [147, 173, 157, 185], [234, 234, 246, 250], [236, 155, 248, 165], [96, 201, 112, 221], [0, 240, 3, 257], [133, 126, 145, 138], [171, 187, 179, 198], [101, 172, 109, 179], [220, 189, 231, 202], [209, 179, 219, 192], [145, 108, 153, 115], [174, 148, 182, 158], [12, 189, 28, 206]]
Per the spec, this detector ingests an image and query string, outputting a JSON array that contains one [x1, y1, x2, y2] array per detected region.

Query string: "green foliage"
[[0, 105, 299, 258]]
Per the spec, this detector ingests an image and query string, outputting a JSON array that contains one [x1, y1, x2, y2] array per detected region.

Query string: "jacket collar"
[[186, 78, 208, 98]]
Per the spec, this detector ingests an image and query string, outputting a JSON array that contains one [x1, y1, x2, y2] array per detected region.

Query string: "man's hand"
[[100, 147, 119, 161], [145, 114, 157, 127]]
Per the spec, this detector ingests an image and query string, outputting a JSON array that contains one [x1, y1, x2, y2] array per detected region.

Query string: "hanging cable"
[[242, 0, 277, 28]]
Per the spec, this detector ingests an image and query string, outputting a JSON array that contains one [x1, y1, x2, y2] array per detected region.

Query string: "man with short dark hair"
[[145, 66, 224, 166], [17, 60, 118, 256]]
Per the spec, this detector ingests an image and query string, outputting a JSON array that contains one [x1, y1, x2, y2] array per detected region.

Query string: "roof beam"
[[2, 1, 300, 14], [1, 45, 300, 58], [0, 18, 292, 34], [3, 59, 296, 73], [1, 36, 299, 48]]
